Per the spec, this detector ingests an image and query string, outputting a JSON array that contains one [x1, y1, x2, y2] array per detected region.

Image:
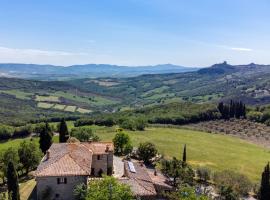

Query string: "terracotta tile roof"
[[122, 161, 157, 197], [35, 142, 113, 177], [147, 169, 173, 190]]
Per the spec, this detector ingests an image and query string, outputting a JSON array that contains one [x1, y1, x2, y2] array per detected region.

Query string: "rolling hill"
[[1, 61, 270, 124]]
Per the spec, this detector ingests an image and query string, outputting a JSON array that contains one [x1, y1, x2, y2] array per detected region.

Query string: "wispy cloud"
[[0, 46, 88, 56], [230, 47, 253, 52], [215, 44, 253, 52]]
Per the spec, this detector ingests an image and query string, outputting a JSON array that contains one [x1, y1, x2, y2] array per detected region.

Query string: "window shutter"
[[57, 178, 60, 184], [64, 178, 67, 184]]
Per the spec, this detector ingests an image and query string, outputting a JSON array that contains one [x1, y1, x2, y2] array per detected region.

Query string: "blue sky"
[[0, 0, 269, 66]]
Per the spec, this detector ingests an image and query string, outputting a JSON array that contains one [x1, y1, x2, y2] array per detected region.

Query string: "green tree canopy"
[[259, 162, 270, 200], [18, 141, 42, 174], [164, 185, 209, 200], [7, 162, 20, 200], [39, 122, 53, 154], [70, 127, 100, 142], [59, 118, 69, 143], [161, 157, 194, 187], [74, 176, 134, 200], [137, 142, 157, 164], [113, 130, 132, 155], [0, 147, 19, 178]]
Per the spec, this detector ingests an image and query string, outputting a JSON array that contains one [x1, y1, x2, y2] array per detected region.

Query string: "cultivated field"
[[35, 95, 60, 102], [186, 119, 270, 148]]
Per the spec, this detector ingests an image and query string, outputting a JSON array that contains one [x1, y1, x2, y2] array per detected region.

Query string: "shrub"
[[113, 130, 133, 155], [213, 170, 252, 197], [0, 125, 14, 140], [137, 142, 158, 164], [197, 167, 211, 182], [70, 127, 100, 142], [247, 111, 263, 122]]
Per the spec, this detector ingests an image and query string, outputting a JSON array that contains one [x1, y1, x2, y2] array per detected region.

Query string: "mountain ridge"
[[0, 63, 198, 80]]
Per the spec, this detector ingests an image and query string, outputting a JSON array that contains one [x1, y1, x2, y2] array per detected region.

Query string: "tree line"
[[218, 100, 246, 120]]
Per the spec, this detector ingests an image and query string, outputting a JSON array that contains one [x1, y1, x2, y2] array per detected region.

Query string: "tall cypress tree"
[[7, 162, 20, 200], [39, 122, 53, 154], [259, 162, 270, 200], [59, 118, 69, 143], [182, 144, 187, 163]]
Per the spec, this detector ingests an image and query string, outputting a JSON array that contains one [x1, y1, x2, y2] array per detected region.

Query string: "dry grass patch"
[[64, 105, 77, 112], [37, 102, 54, 109]]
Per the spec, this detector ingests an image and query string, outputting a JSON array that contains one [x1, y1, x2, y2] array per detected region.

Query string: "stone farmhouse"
[[35, 141, 171, 200], [35, 142, 113, 200]]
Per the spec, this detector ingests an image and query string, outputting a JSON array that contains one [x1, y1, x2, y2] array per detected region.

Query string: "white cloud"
[[0, 46, 88, 56], [230, 47, 253, 52], [215, 45, 253, 52]]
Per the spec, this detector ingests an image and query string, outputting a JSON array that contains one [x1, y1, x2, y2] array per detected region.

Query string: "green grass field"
[[0, 89, 32, 100], [1, 126, 269, 182], [76, 107, 92, 113], [64, 105, 77, 112], [92, 127, 270, 182], [53, 104, 66, 110], [35, 95, 60, 102], [53, 91, 118, 106], [37, 102, 55, 109]]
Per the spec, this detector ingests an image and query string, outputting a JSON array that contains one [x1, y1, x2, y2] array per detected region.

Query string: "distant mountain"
[[0, 63, 198, 80], [198, 61, 238, 74]]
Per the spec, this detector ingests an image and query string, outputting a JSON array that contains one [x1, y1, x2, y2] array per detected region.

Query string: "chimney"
[[46, 150, 50, 160], [105, 145, 110, 152]]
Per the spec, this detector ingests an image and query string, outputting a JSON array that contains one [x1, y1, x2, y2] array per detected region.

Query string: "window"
[[91, 168, 95, 176], [97, 155, 101, 160], [57, 177, 67, 184]]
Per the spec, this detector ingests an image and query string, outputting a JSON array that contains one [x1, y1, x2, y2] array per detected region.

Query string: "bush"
[[197, 167, 211, 182], [137, 142, 158, 164], [74, 119, 94, 127], [70, 127, 100, 142], [13, 124, 32, 138], [213, 170, 252, 197], [247, 111, 263, 122], [113, 130, 133, 155], [0, 125, 14, 140], [119, 119, 136, 131]]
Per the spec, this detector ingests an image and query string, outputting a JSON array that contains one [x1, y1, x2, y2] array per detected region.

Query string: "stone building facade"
[[35, 142, 114, 200]]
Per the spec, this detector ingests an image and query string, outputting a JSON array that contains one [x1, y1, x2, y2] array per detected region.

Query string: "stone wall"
[[91, 152, 113, 176], [36, 176, 87, 200]]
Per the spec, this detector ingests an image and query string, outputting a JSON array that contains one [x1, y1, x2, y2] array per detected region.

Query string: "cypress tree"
[[259, 162, 270, 200], [182, 144, 187, 163], [39, 122, 53, 154], [59, 118, 69, 143], [7, 162, 20, 200]]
